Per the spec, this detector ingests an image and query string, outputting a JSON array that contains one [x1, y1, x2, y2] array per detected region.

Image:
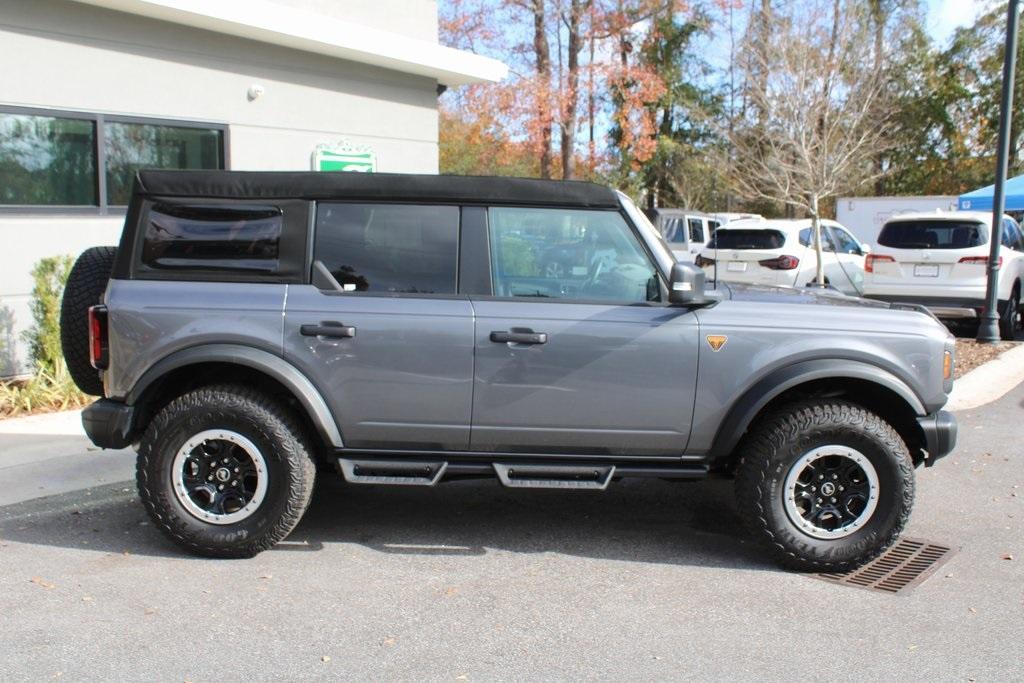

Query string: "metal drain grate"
[[815, 537, 956, 594]]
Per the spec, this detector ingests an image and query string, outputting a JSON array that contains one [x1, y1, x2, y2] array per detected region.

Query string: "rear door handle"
[[490, 329, 547, 345], [300, 321, 356, 338]]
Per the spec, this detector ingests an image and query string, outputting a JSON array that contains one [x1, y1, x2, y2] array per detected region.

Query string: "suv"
[[863, 211, 1024, 339], [698, 219, 869, 296], [62, 171, 957, 571], [643, 208, 720, 262]]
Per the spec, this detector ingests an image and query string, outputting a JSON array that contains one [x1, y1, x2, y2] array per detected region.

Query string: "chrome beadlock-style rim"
[[783, 445, 880, 540], [171, 429, 268, 525]]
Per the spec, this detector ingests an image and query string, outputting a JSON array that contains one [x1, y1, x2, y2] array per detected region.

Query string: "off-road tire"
[[60, 246, 117, 396], [999, 287, 1020, 340], [137, 385, 317, 558], [734, 400, 914, 572]]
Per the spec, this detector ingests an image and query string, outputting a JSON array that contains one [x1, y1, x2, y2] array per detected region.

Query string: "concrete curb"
[[0, 408, 85, 436], [947, 343, 1024, 412]]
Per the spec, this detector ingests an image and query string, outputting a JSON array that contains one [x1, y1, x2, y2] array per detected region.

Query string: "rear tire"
[[734, 400, 914, 572], [999, 287, 1020, 340], [60, 246, 117, 396], [137, 385, 317, 558]]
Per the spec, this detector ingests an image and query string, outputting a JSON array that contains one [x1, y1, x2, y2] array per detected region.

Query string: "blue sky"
[[925, 0, 986, 46]]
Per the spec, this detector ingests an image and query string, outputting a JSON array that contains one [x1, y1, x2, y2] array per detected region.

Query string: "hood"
[[719, 282, 891, 309]]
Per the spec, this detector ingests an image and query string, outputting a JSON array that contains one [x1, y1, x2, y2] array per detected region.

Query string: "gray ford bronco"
[[61, 170, 957, 570]]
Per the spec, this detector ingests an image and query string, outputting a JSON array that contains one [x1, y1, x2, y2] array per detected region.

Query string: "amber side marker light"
[[943, 351, 952, 380]]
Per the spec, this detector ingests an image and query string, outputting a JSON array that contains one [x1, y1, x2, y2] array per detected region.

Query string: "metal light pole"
[[978, 0, 1021, 343]]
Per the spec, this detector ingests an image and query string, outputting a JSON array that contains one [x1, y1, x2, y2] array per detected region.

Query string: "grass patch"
[[0, 367, 92, 418]]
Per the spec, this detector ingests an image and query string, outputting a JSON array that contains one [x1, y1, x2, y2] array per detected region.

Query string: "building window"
[[0, 112, 97, 205], [0, 106, 226, 211], [105, 122, 224, 205]]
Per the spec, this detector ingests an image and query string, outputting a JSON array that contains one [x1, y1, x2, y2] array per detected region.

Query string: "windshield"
[[708, 229, 786, 250], [877, 220, 987, 249]]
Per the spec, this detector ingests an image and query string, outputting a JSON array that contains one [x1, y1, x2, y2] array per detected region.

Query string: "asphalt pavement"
[[0, 387, 1021, 681]]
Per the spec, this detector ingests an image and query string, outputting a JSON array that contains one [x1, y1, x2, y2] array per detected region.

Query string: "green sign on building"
[[312, 142, 376, 173]]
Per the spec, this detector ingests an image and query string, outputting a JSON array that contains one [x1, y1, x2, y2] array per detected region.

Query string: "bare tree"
[[728, 0, 894, 285]]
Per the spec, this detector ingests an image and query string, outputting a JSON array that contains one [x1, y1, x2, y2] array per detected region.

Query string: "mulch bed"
[[954, 339, 1017, 379]]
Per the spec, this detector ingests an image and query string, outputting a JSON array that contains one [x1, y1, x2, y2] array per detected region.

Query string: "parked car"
[[862, 211, 1024, 338], [644, 208, 726, 262], [62, 170, 956, 571], [697, 218, 869, 296]]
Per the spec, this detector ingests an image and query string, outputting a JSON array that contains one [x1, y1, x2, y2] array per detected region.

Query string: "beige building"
[[0, 0, 505, 376]]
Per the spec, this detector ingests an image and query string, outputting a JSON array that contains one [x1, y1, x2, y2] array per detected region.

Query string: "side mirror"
[[669, 262, 708, 306], [859, 243, 872, 255]]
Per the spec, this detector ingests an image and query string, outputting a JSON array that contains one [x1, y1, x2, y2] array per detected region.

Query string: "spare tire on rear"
[[60, 246, 117, 396]]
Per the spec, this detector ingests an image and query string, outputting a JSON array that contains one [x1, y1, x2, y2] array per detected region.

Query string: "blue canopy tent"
[[958, 173, 1024, 211]]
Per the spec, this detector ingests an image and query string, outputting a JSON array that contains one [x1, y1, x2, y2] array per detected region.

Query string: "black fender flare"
[[125, 344, 344, 447], [707, 358, 926, 459]]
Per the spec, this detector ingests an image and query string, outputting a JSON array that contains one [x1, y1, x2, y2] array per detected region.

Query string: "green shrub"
[[25, 255, 74, 375], [1, 255, 89, 418]]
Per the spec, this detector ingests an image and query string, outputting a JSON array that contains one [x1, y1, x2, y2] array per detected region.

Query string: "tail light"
[[864, 254, 895, 273], [958, 255, 1002, 266], [696, 255, 715, 268], [88, 305, 109, 370], [758, 255, 800, 270]]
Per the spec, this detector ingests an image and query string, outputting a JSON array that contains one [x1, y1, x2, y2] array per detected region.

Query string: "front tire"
[[137, 385, 317, 558], [734, 400, 914, 571]]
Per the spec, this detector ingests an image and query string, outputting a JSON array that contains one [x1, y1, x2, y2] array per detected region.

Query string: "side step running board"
[[338, 459, 447, 486], [492, 463, 615, 490]]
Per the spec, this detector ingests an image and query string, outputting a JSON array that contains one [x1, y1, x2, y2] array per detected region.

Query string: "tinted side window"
[[488, 207, 660, 303], [1002, 219, 1023, 251], [798, 227, 835, 250], [142, 203, 282, 271], [688, 218, 703, 243], [830, 227, 860, 253], [663, 218, 685, 243], [315, 204, 458, 294]]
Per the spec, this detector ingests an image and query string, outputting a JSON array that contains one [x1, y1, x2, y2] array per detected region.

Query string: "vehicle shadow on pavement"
[[287, 476, 772, 570], [0, 477, 773, 570]]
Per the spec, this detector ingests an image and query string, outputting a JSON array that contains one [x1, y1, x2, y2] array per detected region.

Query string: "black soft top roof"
[[134, 170, 620, 208]]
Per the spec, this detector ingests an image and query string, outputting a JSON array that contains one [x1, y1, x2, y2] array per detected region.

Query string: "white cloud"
[[927, 0, 986, 46]]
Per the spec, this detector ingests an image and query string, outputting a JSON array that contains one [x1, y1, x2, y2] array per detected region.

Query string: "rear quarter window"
[[709, 229, 786, 250], [141, 203, 283, 272], [877, 220, 987, 249]]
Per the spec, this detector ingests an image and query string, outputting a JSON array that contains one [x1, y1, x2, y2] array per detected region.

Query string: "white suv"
[[863, 211, 1024, 338], [697, 219, 868, 296]]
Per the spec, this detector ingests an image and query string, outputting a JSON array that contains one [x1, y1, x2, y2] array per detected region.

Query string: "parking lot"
[[1, 385, 1022, 681]]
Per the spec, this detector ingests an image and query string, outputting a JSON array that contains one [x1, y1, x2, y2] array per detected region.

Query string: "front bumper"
[[82, 398, 135, 449], [916, 411, 957, 466]]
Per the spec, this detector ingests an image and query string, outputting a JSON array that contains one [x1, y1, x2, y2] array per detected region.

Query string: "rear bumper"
[[916, 411, 957, 466], [82, 398, 135, 449], [865, 294, 987, 319]]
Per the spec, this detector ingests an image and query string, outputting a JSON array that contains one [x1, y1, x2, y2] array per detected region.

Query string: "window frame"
[[129, 197, 308, 284], [0, 104, 229, 214], [310, 200, 463, 298], [478, 204, 669, 306]]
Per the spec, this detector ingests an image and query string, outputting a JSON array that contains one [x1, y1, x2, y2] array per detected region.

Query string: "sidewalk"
[[0, 410, 134, 506]]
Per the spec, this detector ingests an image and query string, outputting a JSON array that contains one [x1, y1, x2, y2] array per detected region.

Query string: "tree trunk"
[[531, 0, 553, 179], [812, 193, 825, 286], [561, 0, 584, 180]]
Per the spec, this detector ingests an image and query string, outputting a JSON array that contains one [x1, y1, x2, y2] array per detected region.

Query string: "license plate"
[[914, 264, 939, 277], [727, 261, 747, 272]]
